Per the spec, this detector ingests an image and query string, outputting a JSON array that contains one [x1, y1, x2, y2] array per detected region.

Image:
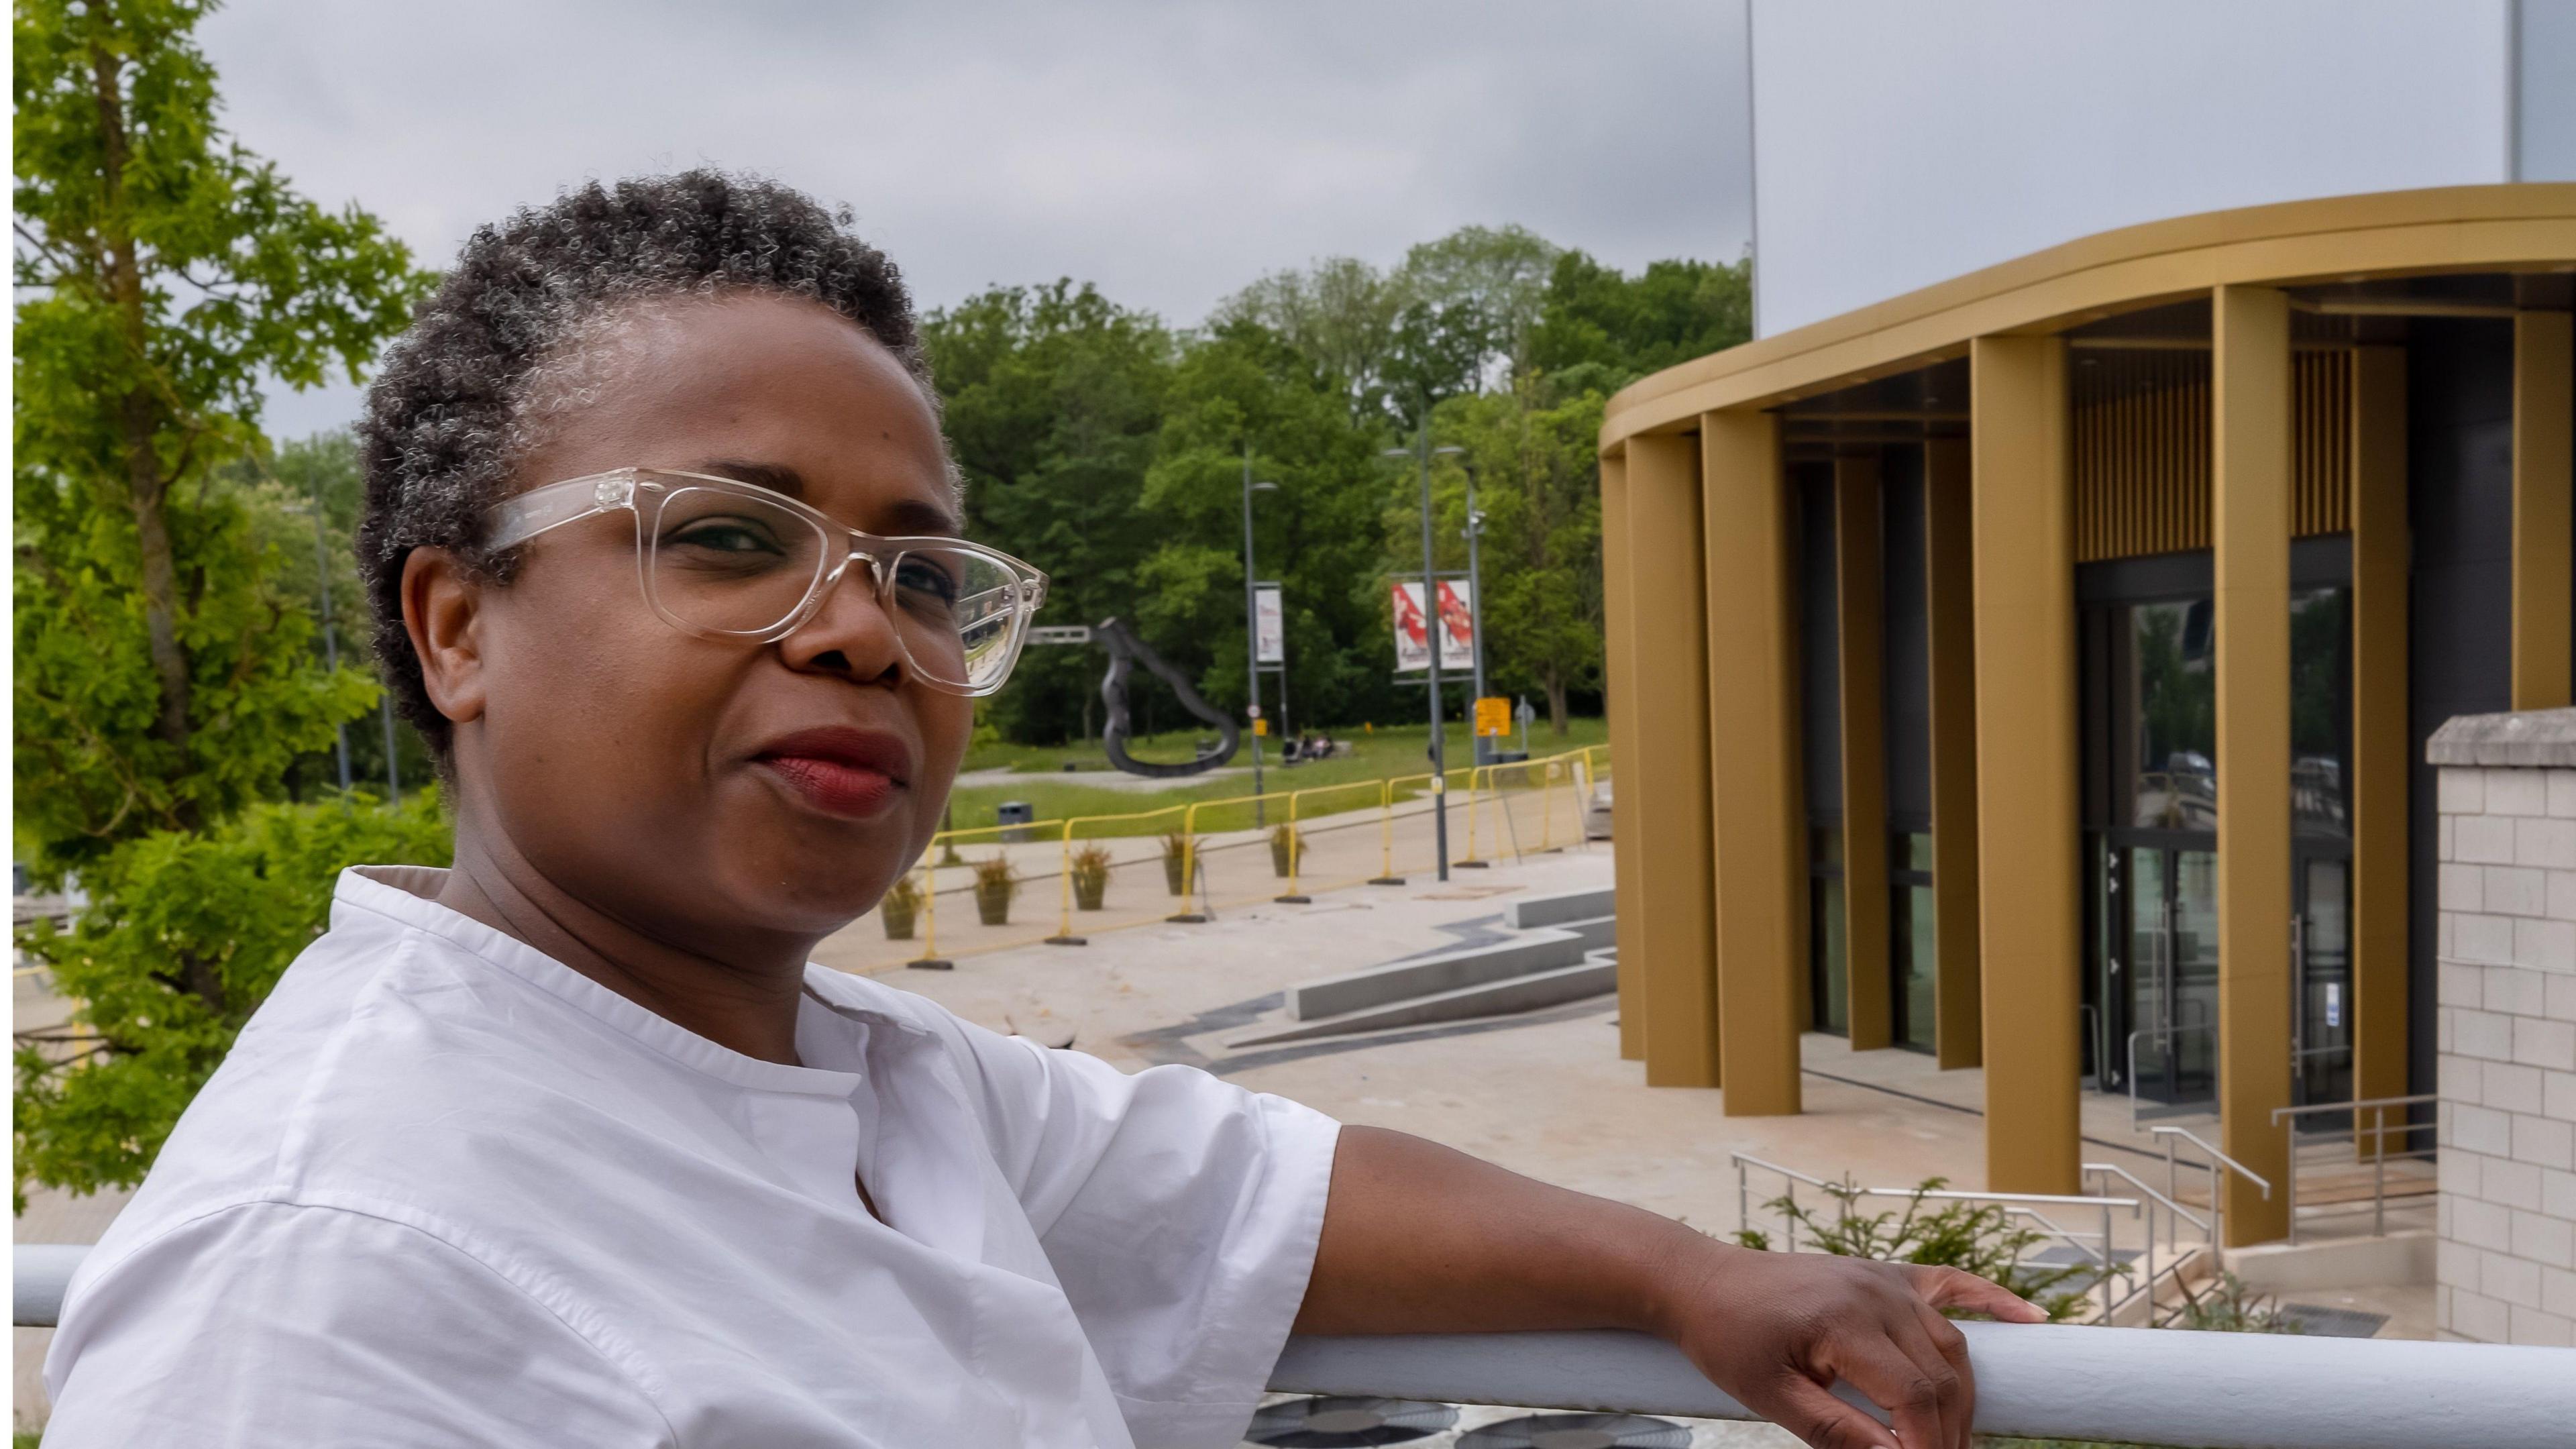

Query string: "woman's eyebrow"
[[688, 458, 961, 536]]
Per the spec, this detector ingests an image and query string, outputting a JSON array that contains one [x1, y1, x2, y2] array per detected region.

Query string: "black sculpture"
[[1095, 617, 1240, 778]]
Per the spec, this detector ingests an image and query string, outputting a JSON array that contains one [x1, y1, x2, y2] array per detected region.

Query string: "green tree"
[[1397, 223, 1560, 379], [924, 281, 1175, 744], [14, 798, 453, 1209], [1140, 319, 1403, 734], [1528, 249, 1754, 386], [13, 0, 439, 1205], [1210, 255, 1405, 421], [1434, 376, 1608, 735], [13, 0, 431, 866], [235, 430, 437, 800]]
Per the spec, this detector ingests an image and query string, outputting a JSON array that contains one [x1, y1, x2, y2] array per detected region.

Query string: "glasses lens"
[[646, 486, 830, 635], [885, 546, 1024, 691]]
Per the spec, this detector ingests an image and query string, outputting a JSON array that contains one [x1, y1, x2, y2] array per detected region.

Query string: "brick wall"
[[2432, 709, 2576, 1346]]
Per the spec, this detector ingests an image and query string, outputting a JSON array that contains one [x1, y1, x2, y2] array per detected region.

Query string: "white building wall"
[[2432, 714, 2576, 1347], [1748, 0, 2516, 337]]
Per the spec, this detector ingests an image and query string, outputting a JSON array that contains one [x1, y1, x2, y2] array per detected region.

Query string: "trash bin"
[[997, 800, 1036, 843]]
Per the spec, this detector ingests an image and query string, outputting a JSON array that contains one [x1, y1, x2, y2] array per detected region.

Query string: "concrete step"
[[1506, 887, 1616, 930], [1287, 915, 1614, 1020], [1232, 957, 1617, 1046]]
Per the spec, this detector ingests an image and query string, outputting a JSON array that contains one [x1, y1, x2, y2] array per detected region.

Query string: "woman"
[[41, 174, 2036, 1449]]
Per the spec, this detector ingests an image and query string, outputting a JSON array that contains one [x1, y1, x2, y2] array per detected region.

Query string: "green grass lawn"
[[943, 716, 1606, 839]]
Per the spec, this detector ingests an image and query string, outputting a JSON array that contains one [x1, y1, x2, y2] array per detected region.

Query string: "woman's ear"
[[403, 548, 488, 733]]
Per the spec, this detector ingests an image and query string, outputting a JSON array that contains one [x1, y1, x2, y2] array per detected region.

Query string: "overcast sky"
[[201, 0, 1752, 439]]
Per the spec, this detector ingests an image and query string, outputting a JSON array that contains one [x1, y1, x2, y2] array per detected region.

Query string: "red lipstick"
[[752, 727, 914, 820]]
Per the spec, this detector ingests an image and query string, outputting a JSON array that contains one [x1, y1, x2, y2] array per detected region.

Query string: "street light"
[[1385, 429, 1466, 881], [1242, 442, 1281, 824]]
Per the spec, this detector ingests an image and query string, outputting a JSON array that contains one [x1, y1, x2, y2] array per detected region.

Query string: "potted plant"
[[879, 875, 923, 941], [1159, 833, 1193, 896], [1268, 823, 1304, 879], [972, 857, 1017, 926], [1070, 843, 1112, 911]]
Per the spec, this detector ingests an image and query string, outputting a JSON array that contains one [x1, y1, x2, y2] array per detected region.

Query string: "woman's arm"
[[1295, 1125, 2044, 1449]]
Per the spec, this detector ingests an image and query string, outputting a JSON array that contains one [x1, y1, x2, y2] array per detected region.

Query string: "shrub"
[[971, 856, 1018, 925], [1069, 844, 1112, 910], [14, 796, 453, 1210], [879, 875, 923, 940], [1733, 1177, 2095, 1323]]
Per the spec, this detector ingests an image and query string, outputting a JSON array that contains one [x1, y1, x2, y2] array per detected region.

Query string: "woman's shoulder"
[[111, 919, 724, 1263]]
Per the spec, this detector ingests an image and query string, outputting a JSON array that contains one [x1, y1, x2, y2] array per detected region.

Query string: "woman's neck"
[[434, 824, 815, 1067]]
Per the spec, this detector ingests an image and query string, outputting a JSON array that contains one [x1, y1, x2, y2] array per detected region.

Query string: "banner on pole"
[[1391, 579, 1475, 672], [1254, 585, 1285, 665]]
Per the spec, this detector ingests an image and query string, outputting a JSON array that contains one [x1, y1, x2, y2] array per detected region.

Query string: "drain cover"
[[1457, 1412, 1694, 1449], [1246, 1395, 1460, 1447]]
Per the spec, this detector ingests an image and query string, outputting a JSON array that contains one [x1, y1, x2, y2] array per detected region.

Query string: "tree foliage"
[[12, 0, 440, 1207], [13, 0, 433, 869], [13, 797, 453, 1209]]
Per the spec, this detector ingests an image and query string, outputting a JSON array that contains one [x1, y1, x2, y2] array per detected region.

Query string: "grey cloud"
[[202, 0, 1750, 438]]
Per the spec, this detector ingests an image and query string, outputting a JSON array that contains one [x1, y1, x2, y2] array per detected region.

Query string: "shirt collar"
[[333, 865, 904, 1099]]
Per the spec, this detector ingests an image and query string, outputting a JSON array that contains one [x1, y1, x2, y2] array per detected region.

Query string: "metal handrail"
[[23, 1244, 2573, 1446], [2271, 1093, 2441, 1242], [2149, 1126, 2270, 1196], [1269, 1324, 2576, 1448]]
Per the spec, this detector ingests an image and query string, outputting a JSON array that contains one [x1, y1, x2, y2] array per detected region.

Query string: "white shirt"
[[42, 866, 1340, 1448]]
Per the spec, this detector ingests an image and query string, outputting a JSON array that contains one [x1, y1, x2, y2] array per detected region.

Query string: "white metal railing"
[[2150, 1123, 2270, 1250], [17, 1244, 2576, 1447], [2274, 1092, 2440, 1243], [1273, 1324, 2576, 1449]]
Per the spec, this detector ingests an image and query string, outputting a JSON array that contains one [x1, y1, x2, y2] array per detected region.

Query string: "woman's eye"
[[894, 559, 961, 604], [667, 521, 784, 555]]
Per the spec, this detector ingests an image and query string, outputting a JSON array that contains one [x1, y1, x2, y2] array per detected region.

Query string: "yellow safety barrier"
[[888, 743, 1610, 969]]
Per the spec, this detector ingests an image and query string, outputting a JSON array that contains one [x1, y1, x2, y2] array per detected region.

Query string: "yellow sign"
[[1474, 696, 1511, 737], [1252, 718, 1269, 737]]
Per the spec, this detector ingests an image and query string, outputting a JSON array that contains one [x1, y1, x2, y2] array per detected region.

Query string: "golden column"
[[1835, 451, 1893, 1052], [1924, 437, 1983, 1071], [2213, 284, 2294, 1246], [2512, 309, 2573, 711], [2349, 347, 2410, 1127], [1704, 410, 1803, 1115], [1600, 450, 1647, 1061], [1625, 431, 1722, 1087], [1969, 335, 2081, 1193]]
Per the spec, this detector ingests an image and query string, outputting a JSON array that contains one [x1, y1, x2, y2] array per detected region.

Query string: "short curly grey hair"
[[356, 170, 942, 754]]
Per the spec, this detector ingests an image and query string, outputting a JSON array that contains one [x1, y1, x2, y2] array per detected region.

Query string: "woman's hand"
[[1298, 1126, 2047, 1449], [1649, 1238, 2046, 1449]]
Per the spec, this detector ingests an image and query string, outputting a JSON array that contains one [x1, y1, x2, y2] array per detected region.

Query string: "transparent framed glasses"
[[486, 468, 1048, 698]]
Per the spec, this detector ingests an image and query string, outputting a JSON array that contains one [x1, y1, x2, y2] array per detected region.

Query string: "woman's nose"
[[775, 554, 908, 682]]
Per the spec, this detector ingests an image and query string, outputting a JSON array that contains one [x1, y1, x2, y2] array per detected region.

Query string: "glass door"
[[2118, 843, 2219, 1108], [2295, 855, 2354, 1111]]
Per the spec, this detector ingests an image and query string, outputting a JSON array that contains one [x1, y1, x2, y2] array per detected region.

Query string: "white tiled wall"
[[2436, 764, 2576, 1346]]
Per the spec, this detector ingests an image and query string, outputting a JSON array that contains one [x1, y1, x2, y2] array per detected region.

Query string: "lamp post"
[[1387, 428, 1465, 881], [1241, 443, 1280, 825]]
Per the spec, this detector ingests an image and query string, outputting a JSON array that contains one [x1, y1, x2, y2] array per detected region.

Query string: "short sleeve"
[[42, 1201, 672, 1448], [939, 1023, 1341, 1449]]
